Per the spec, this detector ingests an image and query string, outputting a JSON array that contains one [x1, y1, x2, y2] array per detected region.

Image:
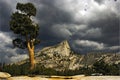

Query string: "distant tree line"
[[0, 60, 120, 76]]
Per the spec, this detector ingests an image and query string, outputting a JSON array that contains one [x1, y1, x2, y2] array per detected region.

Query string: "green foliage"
[[12, 38, 27, 49], [17, 3, 36, 16], [108, 64, 119, 75], [93, 59, 120, 75], [93, 59, 108, 75], [9, 2, 39, 49], [10, 10, 38, 36], [1, 61, 120, 76]]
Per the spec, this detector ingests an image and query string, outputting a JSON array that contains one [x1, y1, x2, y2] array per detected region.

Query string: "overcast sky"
[[0, 0, 120, 63]]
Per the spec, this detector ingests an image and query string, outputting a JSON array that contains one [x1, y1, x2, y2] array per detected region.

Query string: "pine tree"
[[10, 3, 40, 70]]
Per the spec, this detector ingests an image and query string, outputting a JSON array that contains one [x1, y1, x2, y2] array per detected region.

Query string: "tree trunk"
[[27, 41, 35, 70]]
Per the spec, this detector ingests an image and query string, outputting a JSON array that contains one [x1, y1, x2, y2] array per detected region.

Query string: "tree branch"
[[31, 39, 35, 50]]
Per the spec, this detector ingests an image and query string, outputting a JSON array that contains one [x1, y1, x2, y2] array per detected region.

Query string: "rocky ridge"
[[17, 40, 120, 71]]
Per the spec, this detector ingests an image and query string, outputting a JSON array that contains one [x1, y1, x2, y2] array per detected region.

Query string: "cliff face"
[[17, 40, 120, 71], [35, 40, 82, 71], [35, 40, 120, 71], [39, 40, 71, 56]]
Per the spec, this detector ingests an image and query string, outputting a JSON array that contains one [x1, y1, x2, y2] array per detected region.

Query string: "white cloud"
[[0, 32, 11, 44], [74, 39, 105, 50], [108, 46, 120, 50], [75, 27, 102, 38], [52, 24, 87, 39], [52, 24, 72, 39], [85, 28, 102, 38], [0, 32, 15, 63], [0, 32, 28, 63], [10, 54, 28, 63]]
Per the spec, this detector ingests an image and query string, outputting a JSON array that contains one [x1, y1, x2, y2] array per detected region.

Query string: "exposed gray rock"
[[15, 40, 120, 71], [39, 40, 71, 56]]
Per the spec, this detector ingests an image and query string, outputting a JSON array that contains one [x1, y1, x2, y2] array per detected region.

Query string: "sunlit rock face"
[[35, 41, 82, 71], [16, 40, 120, 71], [40, 40, 71, 56], [36, 40, 79, 71], [0, 72, 11, 78]]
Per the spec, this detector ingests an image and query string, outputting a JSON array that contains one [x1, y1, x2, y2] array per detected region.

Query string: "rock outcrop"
[[35, 40, 83, 71], [35, 40, 120, 71], [40, 40, 71, 56], [0, 72, 11, 78], [15, 40, 120, 71]]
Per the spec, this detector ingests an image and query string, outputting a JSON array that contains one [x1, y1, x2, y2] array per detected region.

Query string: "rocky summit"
[[17, 40, 120, 71], [35, 40, 81, 71], [39, 40, 71, 56]]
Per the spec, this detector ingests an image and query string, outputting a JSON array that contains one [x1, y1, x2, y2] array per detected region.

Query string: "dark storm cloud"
[[0, 0, 73, 62], [0, 0, 120, 63], [0, 31, 28, 63], [0, 0, 30, 63], [70, 11, 119, 53], [0, 0, 12, 32], [31, 0, 73, 45], [87, 13, 119, 46]]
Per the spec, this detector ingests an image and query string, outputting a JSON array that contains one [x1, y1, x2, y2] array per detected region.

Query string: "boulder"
[[0, 72, 11, 78]]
